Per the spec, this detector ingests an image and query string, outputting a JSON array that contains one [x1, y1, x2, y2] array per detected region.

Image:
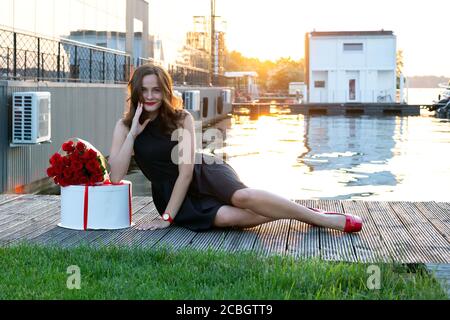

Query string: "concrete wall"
[[0, 81, 232, 193]]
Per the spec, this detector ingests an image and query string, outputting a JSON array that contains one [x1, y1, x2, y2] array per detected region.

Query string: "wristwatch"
[[162, 212, 173, 224]]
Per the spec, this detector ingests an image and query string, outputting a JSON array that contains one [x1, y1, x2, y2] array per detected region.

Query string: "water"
[[218, 114, 450, 201]]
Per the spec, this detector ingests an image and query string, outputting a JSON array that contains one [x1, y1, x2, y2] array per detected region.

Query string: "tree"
[[225, 51, 304, 93], [266, 57, 304, 93]]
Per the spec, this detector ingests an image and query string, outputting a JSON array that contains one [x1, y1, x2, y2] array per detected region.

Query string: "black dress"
[[133, 113, 248, 231]]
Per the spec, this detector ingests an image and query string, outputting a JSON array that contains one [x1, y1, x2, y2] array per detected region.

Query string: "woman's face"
[[141, 74, 163, 113]]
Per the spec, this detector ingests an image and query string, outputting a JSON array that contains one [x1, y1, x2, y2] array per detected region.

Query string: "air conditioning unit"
[[12, 92, 51, 144], [182, 90, 200, 111], [221, 89, 232, 104]]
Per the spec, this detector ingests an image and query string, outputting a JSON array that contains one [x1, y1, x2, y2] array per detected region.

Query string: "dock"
[[232, 102, 428, 117], [0, 194, 449, 264]]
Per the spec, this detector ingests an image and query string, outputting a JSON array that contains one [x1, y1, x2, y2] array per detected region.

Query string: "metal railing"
[[137, 57, 227, 87], [0, 28, 131, 83]]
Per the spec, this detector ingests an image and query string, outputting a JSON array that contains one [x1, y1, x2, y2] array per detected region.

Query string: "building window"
[[314, 81, 325, 88], [343, 43, 363, 51]]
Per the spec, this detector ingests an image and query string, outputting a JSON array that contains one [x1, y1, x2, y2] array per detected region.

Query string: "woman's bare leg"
[[213, 205, 276, 228], [230, 188, 346, 231]]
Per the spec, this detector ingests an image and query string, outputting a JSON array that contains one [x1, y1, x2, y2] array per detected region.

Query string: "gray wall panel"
[[1, 81, 230, 193]]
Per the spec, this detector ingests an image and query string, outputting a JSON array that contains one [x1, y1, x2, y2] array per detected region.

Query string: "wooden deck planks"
[[0, 194, 26, 206], [287, 200, 320, 259], [365, 201, 431, 263], [218, 226, 261, 253], [152, 226, 197, 251], [389, 201, 450, 263], [412, 202, 450, 243], [0, 200, 60, 244], [341, 200, 391, 263], [252, 219, 291, 257], [188, 228, 229, 251], [0, 196, 60, 240], [0, 195, 449, 264]]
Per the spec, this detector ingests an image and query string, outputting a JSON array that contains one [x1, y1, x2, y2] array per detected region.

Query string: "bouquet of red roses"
[[46, 138, 109, 187]]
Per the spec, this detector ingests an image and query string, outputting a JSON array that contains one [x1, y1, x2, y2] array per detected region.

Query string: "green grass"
[[0, 243, 446, 299]]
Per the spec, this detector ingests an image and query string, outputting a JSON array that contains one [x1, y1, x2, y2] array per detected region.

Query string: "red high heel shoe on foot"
[[307, 207, 363, 233]]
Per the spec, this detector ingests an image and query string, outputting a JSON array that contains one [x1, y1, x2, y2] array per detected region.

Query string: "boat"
[[437, 80, 450, 100]]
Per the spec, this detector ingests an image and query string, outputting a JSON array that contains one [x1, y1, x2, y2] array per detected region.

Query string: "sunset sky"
[[150, 0, 450, 77]]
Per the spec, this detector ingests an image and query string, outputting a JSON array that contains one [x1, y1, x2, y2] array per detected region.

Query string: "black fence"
[[0, 28, 229, 87], [0, 28, 130, 83], [137, 57, 227, 87]]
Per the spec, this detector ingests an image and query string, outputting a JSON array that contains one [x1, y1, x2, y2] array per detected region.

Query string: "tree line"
[[224, 50, 305, 93]]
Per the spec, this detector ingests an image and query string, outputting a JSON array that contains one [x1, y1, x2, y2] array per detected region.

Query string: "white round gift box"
[[59, 180, 133, 230]]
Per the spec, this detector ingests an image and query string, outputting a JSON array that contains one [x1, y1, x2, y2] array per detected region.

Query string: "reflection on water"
[[40, 113, 450, 202], [216, 114, 450, 201]]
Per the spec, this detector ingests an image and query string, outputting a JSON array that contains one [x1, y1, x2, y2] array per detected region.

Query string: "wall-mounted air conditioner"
[[12, 92, 51, 145], [182, 90, 200, 111], [221, 89, 232, 104]]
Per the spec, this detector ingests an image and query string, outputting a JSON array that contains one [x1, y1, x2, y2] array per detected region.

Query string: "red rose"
[[62, 156, 71, 166], [86, 159, 100, 173], [76, 141, 87, 153], [73, 170, 84, 181], [81, 149, 97, 160], [89, 176, 99, 184], [46, 167, 55, 177], [49, 153, 62, 165], [71, 159, 83, 171], [62, 168, 73, 179], [53, 163, 64, 175], [79, 176, 88, 184], [69, 152, 80, 161], [62, 140, 75, 153]]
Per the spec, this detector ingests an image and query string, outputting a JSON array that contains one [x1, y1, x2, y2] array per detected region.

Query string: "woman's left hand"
[[135, 218, 171, 231]]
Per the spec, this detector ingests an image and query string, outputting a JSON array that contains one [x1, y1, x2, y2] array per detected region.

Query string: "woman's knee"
[[230, 188, 254, 208], [213, 206, 235, 227]]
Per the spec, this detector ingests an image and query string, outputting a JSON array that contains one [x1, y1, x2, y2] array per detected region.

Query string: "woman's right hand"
[[129, 103, 151, 139]]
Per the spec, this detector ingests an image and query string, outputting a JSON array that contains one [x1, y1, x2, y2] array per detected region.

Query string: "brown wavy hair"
[[122, 64, 185, 134]]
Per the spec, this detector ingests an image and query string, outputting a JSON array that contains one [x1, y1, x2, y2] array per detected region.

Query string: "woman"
[[108, 64, 362, 233]]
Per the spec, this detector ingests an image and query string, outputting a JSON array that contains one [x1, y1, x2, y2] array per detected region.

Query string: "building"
[[0, 0, 149, 68], [224, 71, 258, 101], [0, 0, 232, 194], [305, 30, 397, 103]]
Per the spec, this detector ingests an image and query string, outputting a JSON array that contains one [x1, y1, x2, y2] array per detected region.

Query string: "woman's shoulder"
[[180, 109, 194, 120]]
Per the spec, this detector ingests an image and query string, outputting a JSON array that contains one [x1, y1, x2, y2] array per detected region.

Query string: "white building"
[[305, 31, 397, 103]]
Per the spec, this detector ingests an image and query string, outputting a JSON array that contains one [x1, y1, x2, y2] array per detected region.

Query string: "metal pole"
[[13, 32, 17, 79], [89, 48, 92, 83], [37, 37, 40, 80], [210, 0, 215, 85], [74, 45, 78, 81], [114, 54, 117, 83], [24, 50, 27, 79], [103, 51, 105, 83], [57, 42, 60, 81]]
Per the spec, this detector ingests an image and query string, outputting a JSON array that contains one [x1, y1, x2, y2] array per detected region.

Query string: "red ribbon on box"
[[82, 180, 132, 230]]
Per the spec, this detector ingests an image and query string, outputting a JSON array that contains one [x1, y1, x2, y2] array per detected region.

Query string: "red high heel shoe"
[[307, 207, 363, 233]]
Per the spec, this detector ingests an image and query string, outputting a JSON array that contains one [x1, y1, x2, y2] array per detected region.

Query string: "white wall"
[[309, 34, 396, 103]]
